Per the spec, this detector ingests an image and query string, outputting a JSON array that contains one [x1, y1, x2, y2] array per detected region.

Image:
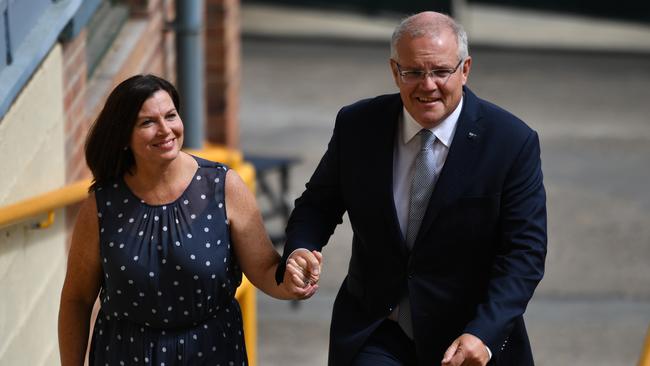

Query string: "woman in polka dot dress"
[[58, 75, 322, 366]]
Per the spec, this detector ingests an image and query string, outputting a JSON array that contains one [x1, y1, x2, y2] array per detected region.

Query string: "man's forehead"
[[397, 33, 458, 55], [404, 26, 454, 43]]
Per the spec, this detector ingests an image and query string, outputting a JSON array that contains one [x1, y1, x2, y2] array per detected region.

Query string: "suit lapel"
[[371, 95, 409, 257], [413, 87, 485, 249]]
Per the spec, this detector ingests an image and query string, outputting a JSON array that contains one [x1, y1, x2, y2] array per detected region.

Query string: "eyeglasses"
[[395, 58, 464, 84]]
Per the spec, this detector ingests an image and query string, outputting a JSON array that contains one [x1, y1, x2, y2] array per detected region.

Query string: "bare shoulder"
[[77, 193, 98, 223], [225, 168, 246, 194], [224, 169, 257, 218], [71, 193, 99, 244], [64, 192, 102, 302]]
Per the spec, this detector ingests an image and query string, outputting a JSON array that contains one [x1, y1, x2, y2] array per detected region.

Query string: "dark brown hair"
[[85, 74, 180, 191]]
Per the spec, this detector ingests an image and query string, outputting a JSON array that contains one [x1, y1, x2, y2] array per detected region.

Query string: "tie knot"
[[419, 129, 435, 150]]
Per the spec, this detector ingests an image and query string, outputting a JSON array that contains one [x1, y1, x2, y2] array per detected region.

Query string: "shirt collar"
[[401, 96, 464, 148]]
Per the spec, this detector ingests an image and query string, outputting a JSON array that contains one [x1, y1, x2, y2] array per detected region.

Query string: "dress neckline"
[[121, 155, 201, 208]]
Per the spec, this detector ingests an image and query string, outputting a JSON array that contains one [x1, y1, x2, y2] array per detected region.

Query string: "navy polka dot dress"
[[89, 156, 247, 365]]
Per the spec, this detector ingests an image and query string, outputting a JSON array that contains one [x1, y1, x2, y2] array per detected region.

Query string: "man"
[[276, 11, 547, 366]]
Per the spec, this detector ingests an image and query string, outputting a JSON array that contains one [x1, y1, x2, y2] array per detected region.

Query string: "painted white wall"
[[0, 44, 67, 365]]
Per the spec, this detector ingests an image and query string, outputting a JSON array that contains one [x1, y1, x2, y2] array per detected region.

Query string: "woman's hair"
[[85, 74, 180, 191]]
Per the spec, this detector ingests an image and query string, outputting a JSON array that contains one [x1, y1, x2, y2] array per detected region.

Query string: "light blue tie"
[[398, 129, 437, 338]]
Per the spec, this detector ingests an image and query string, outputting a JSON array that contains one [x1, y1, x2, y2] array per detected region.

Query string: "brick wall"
[[205, 0, 241, 148], [61, 29, 89, 184], [61, 28, 90, 238]]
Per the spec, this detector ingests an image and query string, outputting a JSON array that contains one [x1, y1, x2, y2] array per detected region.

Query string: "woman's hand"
[[283, 249, 322, 299]]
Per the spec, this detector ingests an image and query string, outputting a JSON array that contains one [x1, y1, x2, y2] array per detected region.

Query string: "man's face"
[[390, 30, 471, 129]]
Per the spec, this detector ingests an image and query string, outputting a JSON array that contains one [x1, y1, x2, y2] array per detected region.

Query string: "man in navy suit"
[[276, 11, 547, 366]]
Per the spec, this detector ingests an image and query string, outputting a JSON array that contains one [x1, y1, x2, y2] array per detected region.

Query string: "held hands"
[[282, 249, 323, 300], [442, 333, 490, 366]]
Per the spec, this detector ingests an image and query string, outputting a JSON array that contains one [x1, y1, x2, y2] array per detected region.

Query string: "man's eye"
[[405, 71, 423, 77], [166, 113, 177, 120], [434, 70, 451, 78]]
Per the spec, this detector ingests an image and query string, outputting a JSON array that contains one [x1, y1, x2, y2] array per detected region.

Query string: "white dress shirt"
[[392, 98, 463, 238]]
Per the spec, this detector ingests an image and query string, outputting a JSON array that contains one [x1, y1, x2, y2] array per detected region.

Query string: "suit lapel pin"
[[467, 132, 478, 139]]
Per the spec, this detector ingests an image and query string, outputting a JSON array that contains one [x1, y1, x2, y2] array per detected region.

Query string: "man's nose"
[[419, 74, 438, 90]]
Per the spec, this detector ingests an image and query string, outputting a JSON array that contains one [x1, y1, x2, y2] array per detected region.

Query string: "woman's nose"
[[156, 118, 172, 134]]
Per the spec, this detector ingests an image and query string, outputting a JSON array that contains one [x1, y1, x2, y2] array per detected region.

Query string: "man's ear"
[[389, 59, 400, 88], [461, 56, 472, 85]]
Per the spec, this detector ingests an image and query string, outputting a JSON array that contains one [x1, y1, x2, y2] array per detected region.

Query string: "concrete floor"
[[238, 32, 650, 366]]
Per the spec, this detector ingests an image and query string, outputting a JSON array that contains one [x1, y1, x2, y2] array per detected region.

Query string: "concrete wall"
[[0, 45, 67, 365]]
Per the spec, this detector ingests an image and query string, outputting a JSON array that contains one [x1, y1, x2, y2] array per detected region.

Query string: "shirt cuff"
[[286, 248, 311, 263], [486, 345, 492, 360]]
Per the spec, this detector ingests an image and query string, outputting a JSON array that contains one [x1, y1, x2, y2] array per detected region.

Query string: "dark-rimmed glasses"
[[395, 58, 463, 84]]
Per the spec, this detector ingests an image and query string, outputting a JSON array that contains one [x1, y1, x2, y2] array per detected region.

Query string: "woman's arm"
[[225, 169, 320, 300], [58, 195, 103, 365]]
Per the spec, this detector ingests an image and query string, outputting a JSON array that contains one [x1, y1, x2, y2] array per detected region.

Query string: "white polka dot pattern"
[[91, 157, 245, 364]]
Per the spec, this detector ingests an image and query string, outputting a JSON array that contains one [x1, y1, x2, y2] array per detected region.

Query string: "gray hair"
[[390, 12, 469, 62]]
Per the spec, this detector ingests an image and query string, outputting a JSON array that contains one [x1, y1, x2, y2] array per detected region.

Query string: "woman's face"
[[129, 90, 183, 166]]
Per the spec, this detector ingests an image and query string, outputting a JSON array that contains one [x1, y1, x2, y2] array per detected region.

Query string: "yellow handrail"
[[640, 326, 650, 366], [235, 275, 257, 366], [0, 178, 91, 229], [0, 146, 257, 366]]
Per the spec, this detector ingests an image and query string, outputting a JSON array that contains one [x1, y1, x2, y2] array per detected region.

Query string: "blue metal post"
[[175, 0, 204, 149]]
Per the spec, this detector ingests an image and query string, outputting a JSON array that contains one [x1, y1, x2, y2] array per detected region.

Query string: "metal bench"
[[245, 154, 299, 246]]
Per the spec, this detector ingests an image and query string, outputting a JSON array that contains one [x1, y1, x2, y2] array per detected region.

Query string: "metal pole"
[[175, 0, 204, 149]]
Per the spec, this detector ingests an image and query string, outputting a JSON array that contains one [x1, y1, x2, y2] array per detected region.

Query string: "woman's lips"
[[153, 138, 175, 149]]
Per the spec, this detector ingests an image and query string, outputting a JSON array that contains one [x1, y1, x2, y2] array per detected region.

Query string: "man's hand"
[[441, 333, 490, 366], [282, 249, 322, 299]]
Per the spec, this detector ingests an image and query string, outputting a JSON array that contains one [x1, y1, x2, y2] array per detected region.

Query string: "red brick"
[[65, 92, 88, 134], [63, 75, 86, 117], [62, 29, 86, 64], [126, 0, 161, 18]]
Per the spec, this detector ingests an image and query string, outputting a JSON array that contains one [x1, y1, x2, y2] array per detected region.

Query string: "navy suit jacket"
[[277, 87, 547, 366]]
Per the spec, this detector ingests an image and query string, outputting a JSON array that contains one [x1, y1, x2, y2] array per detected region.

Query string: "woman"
[[58, 74, 321, 365]]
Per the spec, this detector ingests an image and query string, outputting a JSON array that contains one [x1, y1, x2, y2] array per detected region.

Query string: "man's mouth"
[[416, 96, 440, 103]]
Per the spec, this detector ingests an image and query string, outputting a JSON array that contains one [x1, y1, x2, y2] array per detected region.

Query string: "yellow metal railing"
[[0, 178, 91, 229], [640, 326, 650, 366], [236, 275, 258, 366], [0, 145, 257, 366]]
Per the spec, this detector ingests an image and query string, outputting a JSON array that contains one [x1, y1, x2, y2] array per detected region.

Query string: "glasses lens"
[[397, 59, 461, 84], [434, 70, 452, 79], [401, 72, 421, 83], [399, 70, 453, 84]]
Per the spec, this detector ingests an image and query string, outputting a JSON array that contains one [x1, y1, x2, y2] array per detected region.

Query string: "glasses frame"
[[395, 58, 464, 84]]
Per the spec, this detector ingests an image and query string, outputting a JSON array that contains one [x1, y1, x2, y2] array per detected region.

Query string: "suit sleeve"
[[275, 109, 348, 284], [464, 130, 547, 353]]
